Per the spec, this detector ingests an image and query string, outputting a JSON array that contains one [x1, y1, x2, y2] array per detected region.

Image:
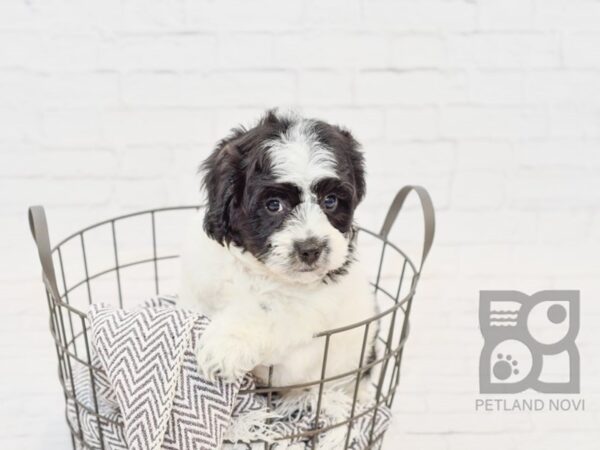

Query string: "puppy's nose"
[[294, 239, 325, 265]]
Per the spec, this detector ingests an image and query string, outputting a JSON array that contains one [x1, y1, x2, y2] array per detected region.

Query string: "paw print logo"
[[493, 354, 519, 380], [479, 290, 580, 394], [486, 339, 531, 386]]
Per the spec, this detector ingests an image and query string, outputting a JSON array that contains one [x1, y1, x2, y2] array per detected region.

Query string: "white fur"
[[262, 118, 347, 284], [178, 217, 375, 387], [266, 119, 338, 191], [263, 200, 350, 285]]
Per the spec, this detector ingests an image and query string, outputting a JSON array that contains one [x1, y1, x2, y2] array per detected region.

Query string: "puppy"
[[178, 110, 377, 392]]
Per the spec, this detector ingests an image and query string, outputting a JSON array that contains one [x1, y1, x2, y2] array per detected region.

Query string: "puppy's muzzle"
[[294, 238, 327, 266]]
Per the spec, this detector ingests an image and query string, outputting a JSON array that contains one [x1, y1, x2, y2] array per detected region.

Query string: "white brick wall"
[[2, 0, 600, 448]]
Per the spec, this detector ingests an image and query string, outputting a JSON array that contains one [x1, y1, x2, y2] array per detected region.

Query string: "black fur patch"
[[201, 110, 292, 248], [323, 231, 357, 283], [312, 120, 366, 205], [311, 177, 356, 234]]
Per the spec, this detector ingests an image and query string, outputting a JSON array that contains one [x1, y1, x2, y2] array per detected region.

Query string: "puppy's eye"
[[265, 198, 283, 213], [322, 194, 338, 211]]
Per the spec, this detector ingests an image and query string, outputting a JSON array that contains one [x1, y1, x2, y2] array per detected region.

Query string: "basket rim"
[[52, 205, 418, 274], [47, 205, 420, 338]]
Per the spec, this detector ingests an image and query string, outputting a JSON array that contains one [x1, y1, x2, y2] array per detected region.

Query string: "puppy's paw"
[[196, 327, 258, 383]]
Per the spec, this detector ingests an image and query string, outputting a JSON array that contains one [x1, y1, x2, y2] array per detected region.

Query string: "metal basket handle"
[[28, 205, 60, 301], [379, 185, 435, 274]]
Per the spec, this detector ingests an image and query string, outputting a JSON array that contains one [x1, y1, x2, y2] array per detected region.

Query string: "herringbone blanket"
[[65, 296, 391, 450]]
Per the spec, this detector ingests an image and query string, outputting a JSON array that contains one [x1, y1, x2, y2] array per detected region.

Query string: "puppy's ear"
[[200, 130, 245, 246], [313, 120, 366, 205], [337, 127, 366, 205]]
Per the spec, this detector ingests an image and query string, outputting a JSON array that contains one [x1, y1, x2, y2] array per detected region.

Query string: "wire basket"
[[29, 185, 435, 450]]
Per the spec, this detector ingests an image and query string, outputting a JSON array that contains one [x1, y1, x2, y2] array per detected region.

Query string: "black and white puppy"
[[179, 110, 376, 390]]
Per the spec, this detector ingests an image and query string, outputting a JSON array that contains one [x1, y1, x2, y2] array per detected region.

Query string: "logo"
[[479, 290, 580, 394]]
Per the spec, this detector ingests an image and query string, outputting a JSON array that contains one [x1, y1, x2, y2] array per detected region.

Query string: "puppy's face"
[[202, 111, 365, 284]]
